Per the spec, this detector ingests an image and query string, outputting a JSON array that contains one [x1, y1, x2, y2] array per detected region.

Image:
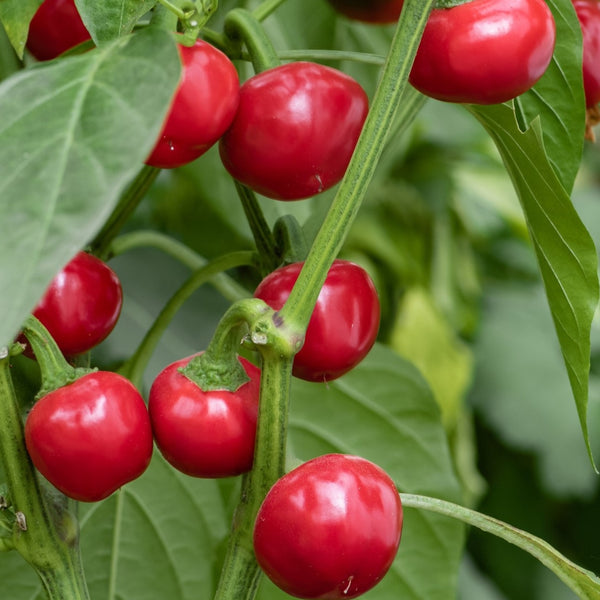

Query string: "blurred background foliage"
[[3, 1, 600, 598]]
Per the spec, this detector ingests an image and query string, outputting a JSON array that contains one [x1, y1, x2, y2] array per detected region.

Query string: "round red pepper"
[[26, 0, 91, 61], [326, 0, 404, 23], [409, 0, 556, 104], [146, 40, 240, 169], [253, 454, 403, 599], [148, 354, 261, 478], [219, 62, 369, 200], [29, 252, 122, 357], [572, 0, 600, 107], [253, 260, 380, 382], [25, 371, 153, 502]]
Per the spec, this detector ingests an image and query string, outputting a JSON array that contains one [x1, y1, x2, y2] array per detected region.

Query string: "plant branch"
[[401, 494, 600, 598]]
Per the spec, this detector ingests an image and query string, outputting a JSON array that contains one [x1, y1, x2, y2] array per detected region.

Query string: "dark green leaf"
[[75, 0, 157, 44], [0, 27, 180, 348], [469, 102, 599, 468], [517, 0, 586, 193], [0, 0, 40, 58]]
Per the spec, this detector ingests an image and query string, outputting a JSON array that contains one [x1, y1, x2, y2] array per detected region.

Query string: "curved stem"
[[118, 251, 255, 388], [224, 8, 280, 72], [276, 0, 435, 335], [107, 230, 250, 303], [401, 494, 600, 598], [0, 353, 90, 600], [90, 166, 160, 260]]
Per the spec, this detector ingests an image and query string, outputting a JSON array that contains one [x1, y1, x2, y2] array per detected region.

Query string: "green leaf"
[[0, 0, 41, 58], [0, 27, 180, 348], [75, 0, 157, 44], [517, 0, 586, 193], [469, 102, 599, 469], [402, 494, 600, 599], [262, 343, 465, 600]]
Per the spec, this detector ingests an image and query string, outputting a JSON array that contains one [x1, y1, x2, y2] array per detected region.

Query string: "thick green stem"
[[118, 251, 255, 388], [213, 346, 293, 600], [276, 0, 435, 334], [0, 353, 89, 600], [107, 230, 250, 303], [90, 165, 160, 260], [224, 8, 280, 72], [401, 494, 600, 598]]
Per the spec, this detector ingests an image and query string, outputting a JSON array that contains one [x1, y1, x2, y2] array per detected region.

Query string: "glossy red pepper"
[[254, 260, 380, 382], [148, 354, 261, 478], [572, 0, 600, 107], [25, 371, 153, 502], [28, 252, 122, 357], [409, 0, 556, 104], [26, 0, 91, 61], [253, 454, 403, 599], [326, 0, 404, 23], [219, 62, 369, 200], [146, 40, 240, 169]]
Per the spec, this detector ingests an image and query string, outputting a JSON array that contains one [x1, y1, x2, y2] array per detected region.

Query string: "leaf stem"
[[107, 230, 250, 302], [0, 352, 90, 600], [224, 8, 280, 72], [118, 251, 255, 388], [276, 0, 435, 335], [401, 494, 600, 598]]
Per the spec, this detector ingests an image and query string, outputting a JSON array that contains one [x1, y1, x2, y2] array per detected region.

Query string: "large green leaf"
[[517, 0, 586, 194], [0, 27, 180, 349], [469, 102, 599, 468], [0, 0, 41, 58], [75, 0, 157, 44]]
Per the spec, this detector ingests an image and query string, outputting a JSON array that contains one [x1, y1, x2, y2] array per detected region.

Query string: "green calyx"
[[180, 352, 251, 392], [21, 316, 94, 400]]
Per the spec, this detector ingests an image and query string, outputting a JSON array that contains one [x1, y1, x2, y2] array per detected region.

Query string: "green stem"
[[401, 494, 600, 598], [224, 8, 280, 72], [252, 0, 292, 22], [276, 0, 435, 334], [118, 251, 255, 388], [234, 182, 280, 274], [107, 230, 250, 302], [214, 345, 294, 600], [0, 353, 90, 600], [21, 316, 92, 398], [90, 165, 160, 260]]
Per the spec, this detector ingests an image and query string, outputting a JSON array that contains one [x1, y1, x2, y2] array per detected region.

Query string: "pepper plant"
[[0, 0, 600, 599]]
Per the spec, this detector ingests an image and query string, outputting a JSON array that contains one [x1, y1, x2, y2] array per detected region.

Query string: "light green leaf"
[[0, 0, 41, 58], [0, 27, 180, 348], [75, 0, 157, 44], [469, 102, 599, 469], [390, 287, 474, 430]]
